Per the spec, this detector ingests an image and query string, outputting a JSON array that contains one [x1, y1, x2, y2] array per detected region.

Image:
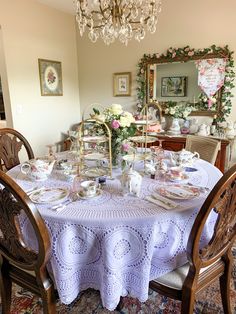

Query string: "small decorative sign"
[[38, 59, 63, 96]]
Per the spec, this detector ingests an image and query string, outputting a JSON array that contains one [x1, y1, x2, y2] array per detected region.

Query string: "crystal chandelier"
[[76, 0, 162, 45]]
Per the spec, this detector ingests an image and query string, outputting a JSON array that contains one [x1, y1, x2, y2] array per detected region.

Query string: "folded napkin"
[[145, 194, 178, 210], [152, 192, 178, 208], [165, 186, 193, 198]]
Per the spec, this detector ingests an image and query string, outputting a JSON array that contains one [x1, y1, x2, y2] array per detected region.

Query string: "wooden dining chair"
[[149, 163, 236, 313], [185, 135, 221, 165], [0, 170, 56, 313], [0, 128, 34, 171]]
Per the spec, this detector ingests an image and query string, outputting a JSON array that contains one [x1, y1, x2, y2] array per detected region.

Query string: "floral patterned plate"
[[29, 187, 69, 204], [158, 184, 200, 200]]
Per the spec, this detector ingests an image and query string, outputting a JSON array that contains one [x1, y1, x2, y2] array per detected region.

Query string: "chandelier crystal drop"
[[76, 0, 162, 45]]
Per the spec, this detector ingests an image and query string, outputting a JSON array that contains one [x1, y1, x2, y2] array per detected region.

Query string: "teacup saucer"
[[166, 173, 189, 182], [78, 189, 102, 200]]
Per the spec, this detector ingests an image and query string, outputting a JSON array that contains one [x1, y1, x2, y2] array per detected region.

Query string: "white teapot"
[[197, 124, 210, 136], [121, 166, 142, 197], [21, 158, 55, 181], [170, 149, 199, 167]]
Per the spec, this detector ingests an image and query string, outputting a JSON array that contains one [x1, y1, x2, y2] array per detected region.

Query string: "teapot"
[[225, 120, 236, 139], [197, 123, 210, 136], [21, 158, 55, 181], [170, 149, 200, 167], [121, 165, 142, 197]]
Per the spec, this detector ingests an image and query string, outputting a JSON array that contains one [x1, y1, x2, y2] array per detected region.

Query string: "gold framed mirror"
[[137, 45, 235, 121]]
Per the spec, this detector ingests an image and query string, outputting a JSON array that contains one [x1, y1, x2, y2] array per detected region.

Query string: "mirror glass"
[[137, 45, 235, 121]]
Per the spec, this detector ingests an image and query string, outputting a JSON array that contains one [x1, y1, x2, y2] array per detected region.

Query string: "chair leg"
[[181, 288, 195, 314], [40, 285, 56, 314], [220, 255, 232, 314], [0, 267, 12, 314]]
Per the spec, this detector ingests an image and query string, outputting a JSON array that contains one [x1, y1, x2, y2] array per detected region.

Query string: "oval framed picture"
[[38, 59, 63, 96]]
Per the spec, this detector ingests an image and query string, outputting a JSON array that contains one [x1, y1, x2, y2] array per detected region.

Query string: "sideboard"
[[63, 135, 230, 173]]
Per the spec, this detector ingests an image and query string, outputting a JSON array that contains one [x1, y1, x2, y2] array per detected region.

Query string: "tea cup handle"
[[20, 162, 31, 175], [193, 152, 200, 159]]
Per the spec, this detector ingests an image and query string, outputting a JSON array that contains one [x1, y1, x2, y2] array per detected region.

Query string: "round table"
[[8, 157, 222, 310]]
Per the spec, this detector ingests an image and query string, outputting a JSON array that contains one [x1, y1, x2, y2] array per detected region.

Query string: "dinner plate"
[[29, 187, 69, 204], [78, 188, 102, 199], [158, 185, 200, 200]]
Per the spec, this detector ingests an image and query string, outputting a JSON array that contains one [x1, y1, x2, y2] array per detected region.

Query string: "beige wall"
[[0, 0, 80, 156], [77, 0, 236, 164]]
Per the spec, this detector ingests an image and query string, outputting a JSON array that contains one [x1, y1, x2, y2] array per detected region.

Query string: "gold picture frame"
[[113, 72, 131, 96], [38, 59, 63, 96]]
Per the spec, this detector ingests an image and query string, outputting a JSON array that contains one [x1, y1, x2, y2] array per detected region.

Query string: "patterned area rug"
[[1, 248, 236, 314]]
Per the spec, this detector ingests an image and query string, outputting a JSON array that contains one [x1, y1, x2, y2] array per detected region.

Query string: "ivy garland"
[[136, 45, 235, 122]]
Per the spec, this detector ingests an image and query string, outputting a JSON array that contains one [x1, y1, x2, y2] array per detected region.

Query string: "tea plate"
[[78, 188, 102, 200], [158, 185, 200, 200], [129, 136, 156, 143], [81, 136, 107, 142], [29, 187, 69, 204], [81, 167, 108, 178], [84, 153, 105, 160], [123, 153, 152, 162]]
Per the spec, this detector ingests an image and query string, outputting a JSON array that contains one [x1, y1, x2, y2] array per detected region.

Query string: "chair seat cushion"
[[152, 260, 220, 290], [152, 263, 189, 290]]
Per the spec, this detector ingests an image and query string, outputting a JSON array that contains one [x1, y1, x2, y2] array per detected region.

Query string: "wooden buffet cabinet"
[[64, 134, 230, 173], [153, 134, 229, 173]]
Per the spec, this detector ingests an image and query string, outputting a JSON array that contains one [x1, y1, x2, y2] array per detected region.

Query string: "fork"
[[49, 193, 79, 211]]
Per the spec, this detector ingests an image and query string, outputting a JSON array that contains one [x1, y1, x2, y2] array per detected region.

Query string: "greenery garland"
[[136, 45, 235, 122]]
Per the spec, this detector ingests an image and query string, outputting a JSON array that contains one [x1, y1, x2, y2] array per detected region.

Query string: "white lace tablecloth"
[[8, 157, 222, 310]]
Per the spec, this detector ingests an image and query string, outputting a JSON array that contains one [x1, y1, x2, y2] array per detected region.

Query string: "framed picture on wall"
[[161, 76, 187, 97], [113, 72, 131, 96], [38, 59, 63, 96]]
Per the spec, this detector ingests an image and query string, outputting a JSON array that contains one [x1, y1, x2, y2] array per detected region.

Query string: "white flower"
[[109, 104, 123, 115], [169, 108, 176, 115], [119, 116, 131, 127]]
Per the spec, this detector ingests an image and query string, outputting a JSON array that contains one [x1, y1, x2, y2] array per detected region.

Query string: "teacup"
[[80, 180, 99, 197], [169, 166, 184, 180], [21, 158, 55, 181]]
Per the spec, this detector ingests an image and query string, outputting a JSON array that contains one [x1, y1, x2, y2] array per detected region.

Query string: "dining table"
[[7, 152, 222, 311]]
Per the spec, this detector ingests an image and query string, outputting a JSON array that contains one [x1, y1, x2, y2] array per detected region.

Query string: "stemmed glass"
[[151, 138, 168, 182]]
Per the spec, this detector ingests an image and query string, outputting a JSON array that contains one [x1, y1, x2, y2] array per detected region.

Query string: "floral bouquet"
[[164, 101, 193, 119], [92, 104, 137, 166]]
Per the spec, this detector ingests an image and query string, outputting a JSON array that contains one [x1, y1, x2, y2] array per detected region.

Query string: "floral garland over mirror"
[[136, 45, 235, 121]]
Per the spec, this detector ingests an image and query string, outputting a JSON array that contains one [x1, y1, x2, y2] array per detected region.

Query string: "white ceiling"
[[36, 0, 76, 14]]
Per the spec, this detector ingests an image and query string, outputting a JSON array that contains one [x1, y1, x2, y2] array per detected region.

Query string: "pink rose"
[[121, 143, 130, 152], [111, 120, 120, 129], [188, 51, 194, 56]]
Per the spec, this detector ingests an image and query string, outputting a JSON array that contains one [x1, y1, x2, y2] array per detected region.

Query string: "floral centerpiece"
[[92, 104, 137, 166], [164, 101, 193, 135], [164, 101, 193, 119]]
